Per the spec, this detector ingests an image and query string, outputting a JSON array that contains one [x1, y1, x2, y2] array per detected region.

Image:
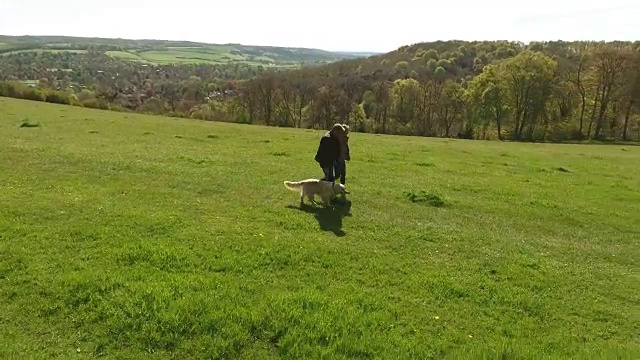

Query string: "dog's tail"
[[283, 181, 303, 191]]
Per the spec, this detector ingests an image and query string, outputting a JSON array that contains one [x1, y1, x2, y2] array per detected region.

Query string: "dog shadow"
[[286, 200, 352, 237]]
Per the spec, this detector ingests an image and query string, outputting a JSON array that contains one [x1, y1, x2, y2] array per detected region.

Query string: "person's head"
[[329, 123, 345, 137], [342, 124, 350, 137]]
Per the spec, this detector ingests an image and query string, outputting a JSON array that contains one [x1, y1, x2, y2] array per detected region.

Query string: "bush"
[[45, 92, 71, 105], [139, 97, 167, 115], [191, 101, 232, 122], [22, 88, 46, 102], [458, 126, 475, 139], [0, 81, 23, 98], [67, 94, 81, 106], [82, 98, 110, 110]]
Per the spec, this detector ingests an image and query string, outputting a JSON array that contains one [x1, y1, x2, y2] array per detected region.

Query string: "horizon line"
[[1, 33, 637, 55]]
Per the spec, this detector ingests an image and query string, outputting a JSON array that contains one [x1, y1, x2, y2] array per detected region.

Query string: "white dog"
[[284, 179, 349, 207]]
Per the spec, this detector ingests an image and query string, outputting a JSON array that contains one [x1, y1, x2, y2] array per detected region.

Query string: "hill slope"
[[0, 35, 374, 66], [1, 97, 638, 358]]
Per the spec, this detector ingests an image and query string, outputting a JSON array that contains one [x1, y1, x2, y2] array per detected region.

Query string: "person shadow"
[[286, 199, 352, 237]]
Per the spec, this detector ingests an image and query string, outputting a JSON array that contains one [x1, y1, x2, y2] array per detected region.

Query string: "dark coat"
[[314, 131, 341, 167], [340, 136, 350, 161]]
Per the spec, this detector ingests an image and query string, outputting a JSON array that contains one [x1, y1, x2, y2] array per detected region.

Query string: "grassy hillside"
[[0, 35, 374, 66], [1, 97, 638, 358]]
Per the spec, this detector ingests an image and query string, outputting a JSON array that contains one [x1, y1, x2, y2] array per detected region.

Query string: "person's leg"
[[339, 160, 346, 185], [319, 162, 328, 181], [334, 160, 343, 184], [321, 165, 335, 182], [336, 160, 347, 204], [326, 163, 336, 182], [325, 164, 339, 205]]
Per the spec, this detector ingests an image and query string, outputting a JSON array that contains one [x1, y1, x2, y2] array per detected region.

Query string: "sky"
[[0, 0, 639, 53]]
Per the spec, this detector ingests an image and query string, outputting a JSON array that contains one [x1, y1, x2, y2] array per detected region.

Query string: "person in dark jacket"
[[335, 124, 350, 185], [314, 124, 345, 182]]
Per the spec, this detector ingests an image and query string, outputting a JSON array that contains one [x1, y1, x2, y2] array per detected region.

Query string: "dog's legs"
[[320, 194, 332, 207], [301, 191, 315, 207], [307, 194, 318, 206], [299, 190, 305, 206]]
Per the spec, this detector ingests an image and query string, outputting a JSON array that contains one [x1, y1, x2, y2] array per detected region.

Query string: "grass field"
[[104, 51, 153, 64], [107, 47, 313, 66], [105, 48, 238, 65], [0, 97, 638, 359]]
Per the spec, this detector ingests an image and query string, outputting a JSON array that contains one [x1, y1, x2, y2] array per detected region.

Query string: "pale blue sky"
[[0, 0, 638, 52]]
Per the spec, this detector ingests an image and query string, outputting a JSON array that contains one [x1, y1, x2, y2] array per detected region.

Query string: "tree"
[[621, 52, 640, 140], [499, 50, 557, 140], [566, 46, 591, 137], [390, 78, 421, 133], [465, 64, 510, 140], [369, 81, 392, 133], [304, 85, 341, 129], [439, 80, 466, 137], [182, 76, 205, 103], [155, 82, 181, 113], [349, 103, 366, 132], [255, 72, 278, 126], [589, 45, 633, 139]]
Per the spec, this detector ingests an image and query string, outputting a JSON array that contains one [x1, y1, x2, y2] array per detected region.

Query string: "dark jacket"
[[340, 136, 350, 161], [314, 131, 341, 167]]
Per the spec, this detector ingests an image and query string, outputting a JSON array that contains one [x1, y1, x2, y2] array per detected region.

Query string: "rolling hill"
[[0, 35, 379, 66], [1, 36, 638, 145]]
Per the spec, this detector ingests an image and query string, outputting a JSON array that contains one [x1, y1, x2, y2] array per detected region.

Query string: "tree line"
[[232, 41, 640, 142], [1, 40, 639, 142]]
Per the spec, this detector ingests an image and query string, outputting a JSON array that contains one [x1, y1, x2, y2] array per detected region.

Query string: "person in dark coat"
[[335, 124, 350, 185], [314, 124, 345, 182]]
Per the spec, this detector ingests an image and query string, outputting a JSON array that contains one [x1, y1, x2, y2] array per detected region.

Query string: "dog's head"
[[333, 183, 349, 195]]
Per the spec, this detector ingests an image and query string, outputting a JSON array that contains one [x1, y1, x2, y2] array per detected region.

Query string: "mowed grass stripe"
[[0, 97, 638, 358]]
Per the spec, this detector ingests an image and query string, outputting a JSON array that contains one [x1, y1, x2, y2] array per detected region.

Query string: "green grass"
[[133, 47, 295, 66], [137, 49, 237, 64], [105, 50, 153, 64], [0, 97, 638, 359]]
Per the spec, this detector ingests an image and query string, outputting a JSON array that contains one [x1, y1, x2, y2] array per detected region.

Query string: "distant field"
[[137, 48, 242, 64], [104, 50, 153, 63], [0, 49, 88, 55], [1, 45, 322, 66], [131, 47, 301, 66], [1, 97, 638, 358], [17, 80, 38, 86], [0, 35, 364, 66]]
